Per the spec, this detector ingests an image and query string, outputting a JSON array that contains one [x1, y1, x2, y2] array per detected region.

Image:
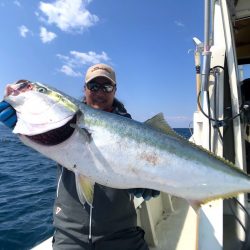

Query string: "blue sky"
[[0, 0, 205, 128]]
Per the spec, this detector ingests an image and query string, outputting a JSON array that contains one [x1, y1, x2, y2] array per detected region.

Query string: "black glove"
[[128, 188, 160, 201]]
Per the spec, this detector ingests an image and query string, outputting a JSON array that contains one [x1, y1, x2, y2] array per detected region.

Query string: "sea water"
[[0, 125, 192, 250]]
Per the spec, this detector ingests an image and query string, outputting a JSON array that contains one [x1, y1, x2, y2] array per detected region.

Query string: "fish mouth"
[[25, 115, 77, 146]]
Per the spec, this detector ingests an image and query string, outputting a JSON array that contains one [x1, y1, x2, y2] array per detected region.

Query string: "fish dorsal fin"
[[144, 113, 181, 139], [75, 173, 95, 207]]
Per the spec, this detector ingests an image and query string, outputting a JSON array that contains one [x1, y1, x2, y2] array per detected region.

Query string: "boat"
[[32, 0, 250, 249]]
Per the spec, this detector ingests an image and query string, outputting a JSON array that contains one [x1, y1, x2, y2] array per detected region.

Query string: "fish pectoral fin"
[[144, 113, 182, 139], [75, 174, 95, 207], [70, 123, 92, 142]]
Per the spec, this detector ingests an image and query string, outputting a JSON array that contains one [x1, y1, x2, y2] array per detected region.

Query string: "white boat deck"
[[148, 197, 197, 250]]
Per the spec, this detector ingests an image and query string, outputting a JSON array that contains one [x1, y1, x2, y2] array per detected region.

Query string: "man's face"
[[84, 77, 116, 111]]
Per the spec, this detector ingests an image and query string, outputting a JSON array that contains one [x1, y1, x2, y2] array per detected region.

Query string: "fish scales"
[[4, 80, 250, 208], [81, 103, 250, 200]]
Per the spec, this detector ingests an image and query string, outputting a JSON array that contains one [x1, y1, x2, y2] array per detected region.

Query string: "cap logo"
[[91, 66, 112, 74]]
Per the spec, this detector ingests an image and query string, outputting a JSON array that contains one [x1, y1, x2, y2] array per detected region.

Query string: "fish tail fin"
[[188, 200, 202, 213]]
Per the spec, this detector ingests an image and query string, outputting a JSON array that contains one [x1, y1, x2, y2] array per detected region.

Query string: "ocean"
[[0, 125, 192, 250]]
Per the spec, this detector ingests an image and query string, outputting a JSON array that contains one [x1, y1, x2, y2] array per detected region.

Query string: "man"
[[0, 63, 159, 250]]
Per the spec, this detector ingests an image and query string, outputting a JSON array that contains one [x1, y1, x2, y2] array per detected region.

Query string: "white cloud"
[[174, 20, 185, 27], [70, 51, 110, 65], [60, 65, 82, 77], [13, 0, 21, 7], [40, 27, 57, 43], [39, 0, 99, 32], [57, 50, 110, 77], [19, 25, 29, 37]]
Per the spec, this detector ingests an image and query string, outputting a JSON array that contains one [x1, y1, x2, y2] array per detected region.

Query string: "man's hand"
[[0, 101, 17, 129], [128, 188, 160, 201]]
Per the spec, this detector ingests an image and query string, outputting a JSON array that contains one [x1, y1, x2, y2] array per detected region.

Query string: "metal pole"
[[202, 0, 212, 91]]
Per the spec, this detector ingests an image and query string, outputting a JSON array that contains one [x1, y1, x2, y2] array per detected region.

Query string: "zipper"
[[56, 167, 63, 198], [88, 205, 93, 242]]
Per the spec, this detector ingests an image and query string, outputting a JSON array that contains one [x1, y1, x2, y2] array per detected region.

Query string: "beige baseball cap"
[[85, 63, 116, 85]]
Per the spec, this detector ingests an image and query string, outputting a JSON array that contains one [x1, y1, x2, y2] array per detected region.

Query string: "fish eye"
[[56, 94, 62, 100], [37, 87, 47, 93]]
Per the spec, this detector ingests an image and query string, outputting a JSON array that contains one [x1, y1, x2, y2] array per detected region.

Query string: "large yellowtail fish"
[[4, 80, 250, 208]]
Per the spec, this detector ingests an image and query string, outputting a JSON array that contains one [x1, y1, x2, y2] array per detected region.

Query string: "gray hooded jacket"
[[53, 99, 137, 243]]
